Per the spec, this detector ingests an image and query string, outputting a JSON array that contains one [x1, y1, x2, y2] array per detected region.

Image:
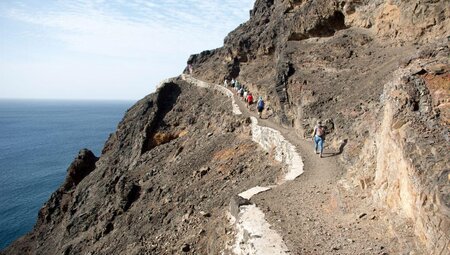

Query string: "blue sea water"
[[0, 99, 133, 250]]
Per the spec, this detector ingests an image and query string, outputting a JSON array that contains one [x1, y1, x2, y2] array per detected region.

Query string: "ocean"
[[0, 99, 134, 250]]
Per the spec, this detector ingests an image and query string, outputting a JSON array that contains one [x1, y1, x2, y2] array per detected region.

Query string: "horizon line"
[[0, 97, 138, 102]]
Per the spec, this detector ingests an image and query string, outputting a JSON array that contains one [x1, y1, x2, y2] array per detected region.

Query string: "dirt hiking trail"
[[185, 75, 422, 255]]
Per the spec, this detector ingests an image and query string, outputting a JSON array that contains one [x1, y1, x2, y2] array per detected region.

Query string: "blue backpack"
[[257, 100, 264, 109]]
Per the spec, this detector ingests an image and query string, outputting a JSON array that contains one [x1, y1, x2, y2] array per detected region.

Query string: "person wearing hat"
[[257, 96, 265, 118], [312, 120, 326, 158]]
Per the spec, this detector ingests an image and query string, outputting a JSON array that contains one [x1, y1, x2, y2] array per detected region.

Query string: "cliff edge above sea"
[[2, 0, 449, 254]]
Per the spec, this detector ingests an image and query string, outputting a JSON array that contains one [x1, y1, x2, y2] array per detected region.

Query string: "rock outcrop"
[[2, 0, 449, 254], [41, 149, 99, 224], [187, 0, 449, 254]]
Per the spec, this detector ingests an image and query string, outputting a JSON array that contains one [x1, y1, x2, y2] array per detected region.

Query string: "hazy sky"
[[0, 0, 255, 100]]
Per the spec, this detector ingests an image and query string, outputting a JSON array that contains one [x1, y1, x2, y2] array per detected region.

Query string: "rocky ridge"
[[2, 79, 288, 254], [2, 0, 449, 254], [187, 0, 449, 254]]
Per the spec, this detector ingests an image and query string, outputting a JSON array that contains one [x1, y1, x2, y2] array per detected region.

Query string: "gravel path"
[[185, 76, 421, 254], [228, 85, 421, 255]]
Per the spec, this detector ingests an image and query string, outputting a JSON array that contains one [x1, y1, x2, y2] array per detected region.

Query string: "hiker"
[[257, 96, 264, 118], [243, 89, 248, 102], [312, 120, 326, 158], [224, 78, 228, 87], [247, 92, 253, 109], [231, 78, 236, 87], [235, 81, 241, 91]]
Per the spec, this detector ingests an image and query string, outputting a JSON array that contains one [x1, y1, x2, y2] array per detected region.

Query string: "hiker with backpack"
[[247, 92, 253, 109], [257, 96, 264, 118], [312, 120, 326, 158]]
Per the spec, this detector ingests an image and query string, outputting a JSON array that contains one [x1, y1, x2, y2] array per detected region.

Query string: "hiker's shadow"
[[323, 139, 348, 158]]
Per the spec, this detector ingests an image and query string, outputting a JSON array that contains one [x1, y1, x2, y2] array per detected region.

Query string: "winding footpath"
[[182, 75, 309, 254], [179, 74, 422, 254]]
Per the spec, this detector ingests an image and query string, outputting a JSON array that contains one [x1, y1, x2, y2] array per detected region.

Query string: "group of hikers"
[[223, 78, 265, 118], [184, 67, 327, 158], [223, 77, 326, 158]]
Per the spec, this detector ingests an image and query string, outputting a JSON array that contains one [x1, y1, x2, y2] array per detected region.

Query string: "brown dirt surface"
[[3, 0, 449, 254], [188, 0, 449, 252], [227, 84, 425, 254]]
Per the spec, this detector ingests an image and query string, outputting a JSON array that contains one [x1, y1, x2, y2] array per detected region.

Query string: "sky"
[[0, 0, 255, 100]]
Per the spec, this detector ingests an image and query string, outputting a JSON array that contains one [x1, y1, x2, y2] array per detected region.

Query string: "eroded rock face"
[[35, 149, 99, 228], [187, 0, 449, 253], [190, 0, 448, 124], [62, 149, 99, 192], [2, 0, 449, 254], [374, 64, 449, 253]]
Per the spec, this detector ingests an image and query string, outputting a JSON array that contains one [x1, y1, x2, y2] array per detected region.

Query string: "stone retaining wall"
[[181, 74, 242, 115], [182, 75, 305, 255]]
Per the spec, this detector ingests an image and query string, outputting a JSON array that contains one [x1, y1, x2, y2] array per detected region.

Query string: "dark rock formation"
[[187, 0, 449, 253], [39, 149, 98, 226], [2, 0, 449, 254], [229, 195, 252, 219], [62, 149, 98, 191]]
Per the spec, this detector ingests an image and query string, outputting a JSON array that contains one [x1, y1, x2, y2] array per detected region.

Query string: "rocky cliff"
[[2, 80, 287, 254], [189, 0, 449, 253], [2, 0, 449, 254]]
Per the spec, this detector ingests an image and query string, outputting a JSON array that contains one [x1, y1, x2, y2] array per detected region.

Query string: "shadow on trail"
[[322, 139, 348, 158]]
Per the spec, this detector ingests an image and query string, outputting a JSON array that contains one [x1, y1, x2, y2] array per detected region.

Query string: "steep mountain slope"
[[2, 0, 449, 254], [188, 0, 449, 253], [2, 80, 285, 254]]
